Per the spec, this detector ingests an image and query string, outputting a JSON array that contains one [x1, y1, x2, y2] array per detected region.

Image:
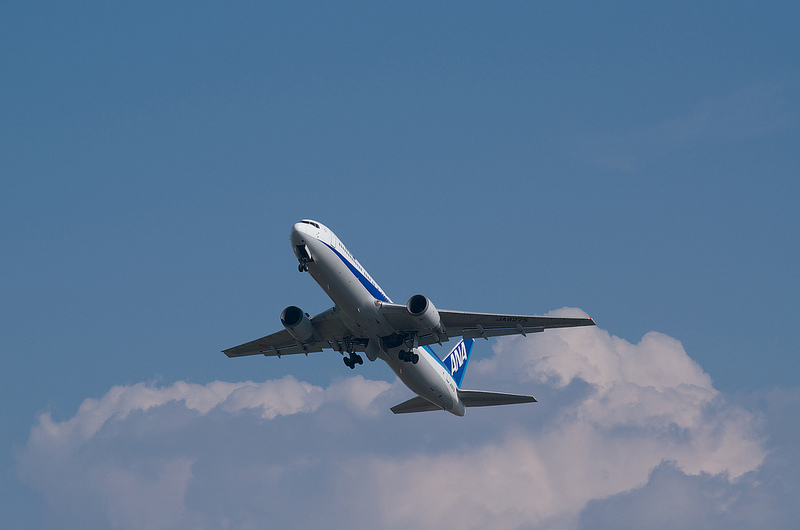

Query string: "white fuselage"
[[290, 220, 465, 416]]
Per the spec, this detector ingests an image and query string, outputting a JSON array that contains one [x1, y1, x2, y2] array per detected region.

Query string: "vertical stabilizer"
[[443, 338, 475, 388]]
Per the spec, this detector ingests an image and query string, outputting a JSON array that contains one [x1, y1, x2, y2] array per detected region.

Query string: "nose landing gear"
[[295, 244, 313, 272]]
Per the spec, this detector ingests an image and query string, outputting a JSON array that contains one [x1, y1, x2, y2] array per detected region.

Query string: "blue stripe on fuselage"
[[320, 239, 456, 383], [322, 241, 392, 304], [424, 345, 451, 373]]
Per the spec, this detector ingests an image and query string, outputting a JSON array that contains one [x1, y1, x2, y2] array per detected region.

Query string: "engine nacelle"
[[406, 294, 443, 332], [280, 306, 315, 343]]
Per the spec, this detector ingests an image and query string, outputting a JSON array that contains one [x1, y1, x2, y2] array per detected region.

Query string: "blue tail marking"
[[443, 338, 475, 388]]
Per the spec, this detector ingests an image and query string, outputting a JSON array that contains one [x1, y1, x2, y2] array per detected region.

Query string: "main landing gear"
[[398, 350, 419, 364], [343, 352, 363, 369], [339, 337, 363, 369]]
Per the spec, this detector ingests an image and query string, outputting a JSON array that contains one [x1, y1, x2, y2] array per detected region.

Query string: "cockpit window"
[[300, 220, 320, 229]]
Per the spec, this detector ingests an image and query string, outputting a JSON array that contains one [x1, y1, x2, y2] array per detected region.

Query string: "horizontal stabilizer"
[[458, 389, 537, 407], [390, 396, 443, 414]]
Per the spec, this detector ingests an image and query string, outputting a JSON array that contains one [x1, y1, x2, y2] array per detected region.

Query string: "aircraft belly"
[[306, 239, 392, 337], [387, 350, 456, 412]]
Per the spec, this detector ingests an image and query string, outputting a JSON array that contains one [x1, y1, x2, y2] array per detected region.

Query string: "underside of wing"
[[457, 389, 537, 407], [390, 396, 443, 414], [222, 328, 325, 357], [442, 310, 595, 340], [222, 306, 357, 358], [379, 302, 595, 346]]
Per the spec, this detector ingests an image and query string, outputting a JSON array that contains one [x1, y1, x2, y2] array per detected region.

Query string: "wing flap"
[[458, 389, 537, 407], [462, 326, 545, 339]]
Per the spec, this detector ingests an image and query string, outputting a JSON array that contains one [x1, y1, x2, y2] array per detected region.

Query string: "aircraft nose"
[[291, 220, 320, 246], [290, 222, 306, 245]]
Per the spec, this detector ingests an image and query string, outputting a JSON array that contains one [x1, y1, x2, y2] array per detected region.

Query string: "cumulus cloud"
[[17, 312, 789, 529], [17, 375, 394, 529], [360, 309, 766, 528]]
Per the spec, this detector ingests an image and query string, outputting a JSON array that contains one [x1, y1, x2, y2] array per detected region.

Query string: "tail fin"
[[442, 338, 475, 388]]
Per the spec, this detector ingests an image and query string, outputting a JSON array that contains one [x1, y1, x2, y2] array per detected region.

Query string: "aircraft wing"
[[224, 304, 595, 357], [439, 309, 595, 339], [380, 303, 595, 347], [223, 307, 357, 358], [222, 328, 323, 357]]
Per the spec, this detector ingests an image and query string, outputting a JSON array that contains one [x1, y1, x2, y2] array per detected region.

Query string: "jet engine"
[[406, 294, 443, 333], [280, 306, 315, 342]]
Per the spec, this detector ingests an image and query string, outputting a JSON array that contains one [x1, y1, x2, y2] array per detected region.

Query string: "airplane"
[[223, 220, 595, 416]]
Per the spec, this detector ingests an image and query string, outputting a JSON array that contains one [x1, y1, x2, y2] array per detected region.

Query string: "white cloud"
[[475, 308, 765, 479], [354, 315, 766, 527], [17, 313, 784, 529]]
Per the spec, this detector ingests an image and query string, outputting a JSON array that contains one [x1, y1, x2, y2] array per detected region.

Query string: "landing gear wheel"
[[398, 350, 417, 363], [344, 352, 362, 369]]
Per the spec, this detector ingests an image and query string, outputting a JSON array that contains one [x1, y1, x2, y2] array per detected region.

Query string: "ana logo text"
[[449, 342, 468, 375]]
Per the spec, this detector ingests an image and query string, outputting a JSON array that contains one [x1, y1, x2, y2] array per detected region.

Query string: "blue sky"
[[2, 2, 799, 528]]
